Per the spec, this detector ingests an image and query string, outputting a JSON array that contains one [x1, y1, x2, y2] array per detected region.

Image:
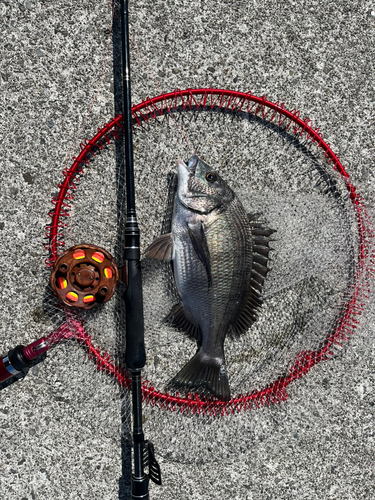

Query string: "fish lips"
[[176, 155, 199, 176], [176, 155, 216, 213], [176, 156, 200, 207]]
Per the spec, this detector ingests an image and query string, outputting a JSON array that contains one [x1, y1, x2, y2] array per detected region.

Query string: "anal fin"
[[164, 303, 200, 340]]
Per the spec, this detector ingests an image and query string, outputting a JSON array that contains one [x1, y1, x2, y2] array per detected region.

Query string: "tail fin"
[[170, 351, 230, 401]]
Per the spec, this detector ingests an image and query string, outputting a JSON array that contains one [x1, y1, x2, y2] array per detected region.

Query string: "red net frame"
[[45, 88, 374, 416]]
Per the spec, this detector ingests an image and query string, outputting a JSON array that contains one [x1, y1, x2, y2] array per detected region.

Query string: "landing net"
[[45, 89, 374, 417]]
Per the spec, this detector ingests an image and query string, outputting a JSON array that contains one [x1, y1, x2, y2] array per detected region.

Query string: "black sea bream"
[[146, 155, 274, 401]]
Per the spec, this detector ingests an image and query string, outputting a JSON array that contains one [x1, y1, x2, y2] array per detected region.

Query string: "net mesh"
[[44, 90, 373, 423]]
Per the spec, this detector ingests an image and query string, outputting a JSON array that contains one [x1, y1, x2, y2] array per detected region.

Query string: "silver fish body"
[[146, 155, 273, 400]]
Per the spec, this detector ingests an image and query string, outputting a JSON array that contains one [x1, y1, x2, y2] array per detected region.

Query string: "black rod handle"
[[124, 259, 146, 369]]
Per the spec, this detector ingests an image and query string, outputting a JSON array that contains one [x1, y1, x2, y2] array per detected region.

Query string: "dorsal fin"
[[230, 214, 275, 336], [229, 287, 262, 336]]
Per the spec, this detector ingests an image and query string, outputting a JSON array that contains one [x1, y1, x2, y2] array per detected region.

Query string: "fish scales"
[[175, 198, 252, 360], [145, 155, 273, 401]]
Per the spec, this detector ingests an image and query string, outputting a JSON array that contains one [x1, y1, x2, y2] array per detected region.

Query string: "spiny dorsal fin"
[[229, 214, 275, 336], [252, 262, 270, 276], [229, 287, 262, 336], [251, 228, 276, 237], [253, 245, 271, 257], [247, 213, 263, 221], [250, 278, 263, 293], [252, 253, 268, 266], [145, 233, 173, 261]]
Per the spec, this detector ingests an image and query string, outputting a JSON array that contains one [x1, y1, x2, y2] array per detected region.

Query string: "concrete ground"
[[0, 1, 374, 499]]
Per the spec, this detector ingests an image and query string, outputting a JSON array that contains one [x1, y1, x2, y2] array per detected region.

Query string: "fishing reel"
[[50, 244, 119, 310]]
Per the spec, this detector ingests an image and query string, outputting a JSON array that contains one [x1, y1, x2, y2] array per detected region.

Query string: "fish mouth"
[[176, 155, 199, 176], [176, 158, 188, 172]]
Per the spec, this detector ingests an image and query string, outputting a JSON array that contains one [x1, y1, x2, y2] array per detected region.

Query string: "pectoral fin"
[[187, 222, 212, 289], [145, 233, 173, 261]]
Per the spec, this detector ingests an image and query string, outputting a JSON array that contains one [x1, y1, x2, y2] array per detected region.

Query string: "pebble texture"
[[0, 1, 374, 500]]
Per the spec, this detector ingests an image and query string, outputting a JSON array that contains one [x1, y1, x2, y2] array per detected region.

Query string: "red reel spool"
[[50, 244, 119, 310]]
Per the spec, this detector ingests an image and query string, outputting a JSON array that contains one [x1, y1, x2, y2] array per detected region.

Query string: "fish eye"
[[205, 172, 217, 183]]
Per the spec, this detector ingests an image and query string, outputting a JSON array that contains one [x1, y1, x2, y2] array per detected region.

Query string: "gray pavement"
[[0, 1, 374, 499]]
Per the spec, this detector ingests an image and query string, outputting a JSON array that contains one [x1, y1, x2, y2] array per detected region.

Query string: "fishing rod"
[[1, 1, 161, 498], [119, 0, 161, 498]]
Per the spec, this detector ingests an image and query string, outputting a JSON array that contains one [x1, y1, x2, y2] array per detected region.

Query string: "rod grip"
[[125, 259, 146, 369]]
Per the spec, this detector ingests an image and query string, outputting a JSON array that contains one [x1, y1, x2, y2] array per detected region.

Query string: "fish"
[[145, 155, 274, 401]]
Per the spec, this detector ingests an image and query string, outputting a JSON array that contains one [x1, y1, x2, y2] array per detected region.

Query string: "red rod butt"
[[0, 338, 50, 383]]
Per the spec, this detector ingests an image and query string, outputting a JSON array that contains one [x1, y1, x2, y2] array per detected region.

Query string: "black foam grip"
[[125, 260, 146, 369]]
